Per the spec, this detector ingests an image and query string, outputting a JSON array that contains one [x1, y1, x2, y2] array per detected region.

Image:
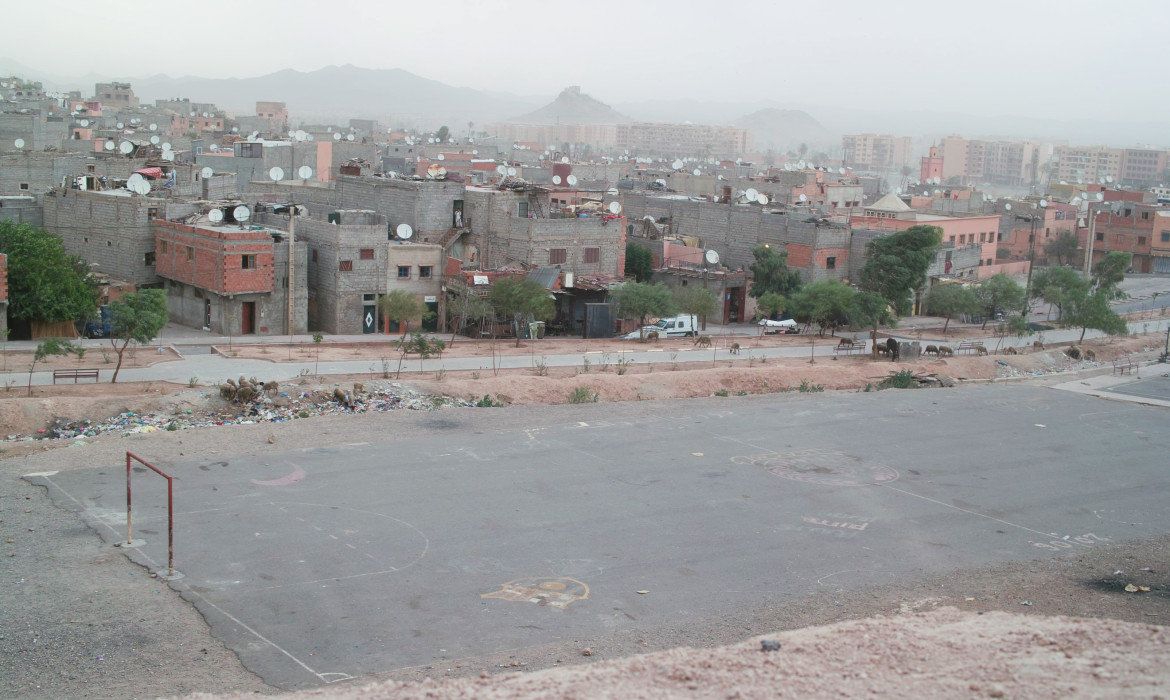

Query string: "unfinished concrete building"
[[154, 219, 307, 336], [335, 175, 465, 247], [43, 188, 199, 286]]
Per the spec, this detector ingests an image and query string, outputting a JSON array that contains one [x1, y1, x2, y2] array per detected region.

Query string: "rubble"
[[4, 382, 480, 443]]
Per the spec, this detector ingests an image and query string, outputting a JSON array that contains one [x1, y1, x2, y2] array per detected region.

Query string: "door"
[[362, 305, 376, 333], [422, 301, 439, 332], [204, 299, 211, 329], [241, 302, 255, 334]]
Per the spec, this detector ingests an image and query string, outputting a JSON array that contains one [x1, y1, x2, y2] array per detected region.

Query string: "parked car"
[[758, 318, 799, 334], [621, 315, 698, 339]]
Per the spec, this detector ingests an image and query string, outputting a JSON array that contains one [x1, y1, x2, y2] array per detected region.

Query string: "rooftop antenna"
[[13, 138, 24, 149], [104, 141, 115, 151], [346, 134, 355, 141], [396, 223, 413, 240], [672, 159, 684, 170], [79, 118, 89, 127], [333, 132, 341, 141], [437, 153, 445, 161], [208, 208, 224, 223], [507, 167, 517, 176], [161, 151, 175, 161], [745, 188, 759, 202], [799, 193, 808, 203], [552, 175, 562, 185], [757, 193, 770, 205], [566, 174, 578, 186], [269, 166, 285, 182], [608, 201, 622, 215], [149, 135, 160, 145], [119, 141, 134, 155], [117, 122, 124, 129], [162, 142, 171, 151], [233, 205, 251, 228], [298, 165, 313, 179], [692, 168, 701, 176], [149, 123, 157, 131], [201, 167, 214, 179], [1004, 203, 1012, 211]]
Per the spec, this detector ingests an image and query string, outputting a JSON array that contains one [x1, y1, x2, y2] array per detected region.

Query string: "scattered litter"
[[1141, 567, 1154, 572], [581, 648, 593, 656], [1115, 570, 1124, 575], [760, 639, 781, 652], [636, 590, 650, 594], [5, 382, 485, 443], [1124, 584, 1150, 593], [1019, 601, 1032, 606]]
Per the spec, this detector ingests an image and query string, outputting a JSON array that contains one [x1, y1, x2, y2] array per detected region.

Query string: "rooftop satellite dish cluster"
[[125, 173, 151, 196]]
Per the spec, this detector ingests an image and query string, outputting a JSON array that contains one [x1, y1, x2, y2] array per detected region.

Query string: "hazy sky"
[[5, 0, 1169, 121]]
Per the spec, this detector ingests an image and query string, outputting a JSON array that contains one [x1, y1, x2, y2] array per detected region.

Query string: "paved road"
[[28, 383, 1170, 690]]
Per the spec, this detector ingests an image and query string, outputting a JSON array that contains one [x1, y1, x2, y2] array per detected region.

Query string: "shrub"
[[567, 386, 600, 404], [798, 379, 824, 393]]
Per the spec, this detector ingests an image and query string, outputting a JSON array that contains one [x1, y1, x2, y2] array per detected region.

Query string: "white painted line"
[[24, 471, 59, 477]]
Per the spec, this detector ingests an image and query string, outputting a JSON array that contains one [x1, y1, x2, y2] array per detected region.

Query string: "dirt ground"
[[2, 329, 1168, 700]]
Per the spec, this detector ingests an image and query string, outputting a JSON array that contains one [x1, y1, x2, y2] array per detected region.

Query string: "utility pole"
[[1083, 207, 1099, 277], [287, 205, 296, 337]]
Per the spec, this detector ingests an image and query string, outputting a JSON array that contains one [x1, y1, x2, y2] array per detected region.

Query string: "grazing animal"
[[235, 385, 255, 403], [262, 380, 279, 397], [729, 342, 741, 355], [1065, 346, 1082, 360], [975, 344, 988, 356], [886, 337, 899, 361], [645, 330, 659, 343], [1033, 340, 1045, 351], [1003, 346, 1018, 355], [333, 387, 353, 407], [924, 344, 938, 357], [876, 343, 890, 357], [1082, 348, 1096, 361], [219, 383, 236, 400], [694, 335, 712, 348], [352, 382, 364, 394], [938, 345, 954, 357]]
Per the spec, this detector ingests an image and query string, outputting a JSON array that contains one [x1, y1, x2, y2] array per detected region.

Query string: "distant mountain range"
[[505, 86, 629, 125], [1, 59, 1164, 147]]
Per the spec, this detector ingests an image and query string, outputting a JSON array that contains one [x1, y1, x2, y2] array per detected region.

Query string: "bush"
[[713, 389, 729, 397], [474, 394, 504, 408], [797, 379, 824, 393], [878, 370, 918, 390], [567, 386, 599, 404]]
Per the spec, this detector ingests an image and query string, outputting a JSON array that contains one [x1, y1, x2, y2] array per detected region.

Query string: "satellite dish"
[[333, 132, 341, 141], [298, 165, 313, 179], [119, 141, 133, 154], [757, 194, 769, 205], [1096, 192, 1104, 201], [798, 160, 806, 168], [437, 153, 445, 161], [507, 167, 517, 176], [672, 159, 684, 170], [233, 205, 251, 222], [566, 174, 578, 186], [209, 144, 219, 153], [693, 168, 701, 176], [922, 190, 930, 196], [162, 142, 171, 151], [552, 175, 562, 185], [933, 176, 941, 185], [13, 138, 24, 148], [202, 112, 209, 118], [117, 122, 124, 129], [1105, 176, 1114, 184], [201, 167, 214, 179], [232, 126, 239, 133], [269, 167, 285, 181], [561, 156, 569, 164], [149, 135, 160, 145], [79, 119, 89, 127], [839, 167, 846, 174], [149, 123, 157, 131], [104, 141, 115, 151], [496, 165, 507, 175], [472, 149, 478, 155], [1038, 199, 1048, 208], [745, 188, 759, 202], [161, 151, 175, 162], [705, 250, 720, 265], [208, 209, 224, 223], [190, 111, 196, 117], [1071, 197, 1082, 205], [1004, 203, 1012, 211], [799, 193, 808, 202], [346, 134, 355, 141], [608, 201, 622, 214], [396, 223, 413, 239]]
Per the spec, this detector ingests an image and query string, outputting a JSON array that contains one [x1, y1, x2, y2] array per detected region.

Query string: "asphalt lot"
[[28, 383, 1170, 690]]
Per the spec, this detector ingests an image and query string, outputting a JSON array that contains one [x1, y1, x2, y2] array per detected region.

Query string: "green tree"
[[377, 290, 431, 342], [848, 291, 894, 359], [1065, 288, 1129, 342], [436, 125, 450, 143], [923, 284, 980, 334], [1091, 251, 1132, 299], [973, 274, 1026, 329], [1029, 266, 1089, 320], [857, 225, 943, 315], [488, 277, 556, 347], [0, 220, 97, 328], [108, 290, 168, 383], [1043, 231, 1080, 266], [625, 243, 654, 282], [756, 292, 788, 319], [672, 285, 718, 335], [28, 337, 78, 396], [446, 281, 494, 343], [613, 281, 676, 339], [788, 280, 854, 336], [748, 245, 803, 298]]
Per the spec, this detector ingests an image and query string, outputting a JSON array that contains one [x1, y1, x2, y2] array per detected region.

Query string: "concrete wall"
[[43, 189, 197, 285], [335, 175, 464, 243], [0, 195, 42, 227]]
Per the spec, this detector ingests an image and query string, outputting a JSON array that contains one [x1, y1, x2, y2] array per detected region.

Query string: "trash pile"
[[5, 382, 482, 443]]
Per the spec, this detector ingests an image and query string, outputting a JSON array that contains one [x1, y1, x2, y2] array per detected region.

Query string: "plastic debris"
[[760, 640, 782, 652], [1125, 584, 1150, 593], [1019, 601, 1032, 606], [5, 382, 484, 443]]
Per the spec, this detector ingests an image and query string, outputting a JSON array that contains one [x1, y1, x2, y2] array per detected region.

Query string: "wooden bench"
[[53, 368, 100, 384], [957, 340, 989, 355], [1112, 355, 1136, 376], [833, 339, 868, 356]]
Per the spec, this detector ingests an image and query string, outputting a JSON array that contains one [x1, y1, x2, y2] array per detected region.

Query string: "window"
[[518, 201, 530, 218], [185, 246, 194, 260], [241, 254, 256, 269], [959, 234, 966, 244], [1142, 212, 1150, 220], [979, 232, 986, 243], [398, 265, 410, 278], [360, 248, 374, 260], [986, 258, 993, 266], [19, 183, 28, 190], [949, 235, 956, 243], [1096, 232, 1104, 241], [1161, 233, 1170, 243], [549, 248, 567, 265], [584, 247, 600, 264], [339, 260, 353, 272], [825, 256, 836, 270], [147, 207, 158, 222], [1138, 237, 1146, 245], [144, 251, 155, 266], [419, 266, 432, 279], [311, 249, 317, 262], [160, 240, 168, 253]]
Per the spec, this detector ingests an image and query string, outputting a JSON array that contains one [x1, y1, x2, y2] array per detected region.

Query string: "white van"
[[624, 315, 698, 339]]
